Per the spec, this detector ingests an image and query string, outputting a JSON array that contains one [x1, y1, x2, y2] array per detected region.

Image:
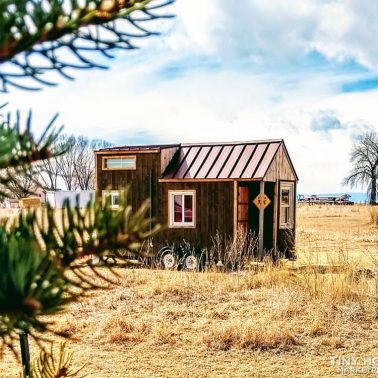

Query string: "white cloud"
[[170, 0, 378, 70]]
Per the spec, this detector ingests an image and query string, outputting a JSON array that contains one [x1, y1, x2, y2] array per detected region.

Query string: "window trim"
[[168, 190, 196, 228], [102, 155, 136, 171], [279, 182, 294, 229], [102, 190, 120, 209]]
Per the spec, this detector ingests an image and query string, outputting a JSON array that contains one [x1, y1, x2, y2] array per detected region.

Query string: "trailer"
[[297, 194, 354, 205]]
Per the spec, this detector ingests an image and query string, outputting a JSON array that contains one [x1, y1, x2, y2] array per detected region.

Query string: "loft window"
[[168, 191, 196, 228], [102, 156, 136, 170], [280, 182, 294, 229], [102, 190, 120, 209]]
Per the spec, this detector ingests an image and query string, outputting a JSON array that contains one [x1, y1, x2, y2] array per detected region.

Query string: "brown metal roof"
[[161, 140, 282, 180]]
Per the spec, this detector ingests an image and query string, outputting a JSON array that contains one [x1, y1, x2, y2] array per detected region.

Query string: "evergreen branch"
[[0, 0, 175, 92], [0, 109, 66, 198], [0, 191, 161, 352]]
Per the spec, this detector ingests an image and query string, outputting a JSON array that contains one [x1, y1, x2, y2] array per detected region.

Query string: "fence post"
[[19, 331, 30, 378]]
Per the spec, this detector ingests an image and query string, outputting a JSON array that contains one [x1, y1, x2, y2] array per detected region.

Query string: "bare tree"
[[52, 135, 112, 191], [2, 170, 39, 199], [35, 155, 60, 190], [55, 135, 78, 190], [343, 131, 378, 205], [74, 138, 112, 190]]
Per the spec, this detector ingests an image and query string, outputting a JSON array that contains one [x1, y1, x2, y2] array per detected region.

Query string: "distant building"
[[0, 198, 19, 208]]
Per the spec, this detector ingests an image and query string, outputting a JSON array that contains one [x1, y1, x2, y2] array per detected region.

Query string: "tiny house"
[[95, 140, 298, 260]]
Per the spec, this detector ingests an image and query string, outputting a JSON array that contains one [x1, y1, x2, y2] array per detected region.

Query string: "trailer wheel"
[[183, 255, 199, 271], [161, 252, 177, 270]]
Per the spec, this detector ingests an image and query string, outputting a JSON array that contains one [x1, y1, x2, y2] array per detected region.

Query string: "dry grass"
[[296, 204, 378, 267], [2, 204, 378, 377], [369, 206, 378, 227]]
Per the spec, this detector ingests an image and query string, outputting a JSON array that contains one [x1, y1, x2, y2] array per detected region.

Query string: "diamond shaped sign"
[[253, 194, 271, 210]]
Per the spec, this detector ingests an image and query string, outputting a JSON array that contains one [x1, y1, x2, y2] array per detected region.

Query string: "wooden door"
[[238, 186, 249, 233]]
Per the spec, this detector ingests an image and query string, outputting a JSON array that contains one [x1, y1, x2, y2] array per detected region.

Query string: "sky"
[[4, 0, 378, 194]]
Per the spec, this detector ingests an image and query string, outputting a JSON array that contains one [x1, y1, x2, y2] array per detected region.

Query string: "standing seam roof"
[[161, 141, 282, 180]]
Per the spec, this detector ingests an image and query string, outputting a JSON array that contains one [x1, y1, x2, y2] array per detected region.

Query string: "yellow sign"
[[253, 194, 271, 210], [19, 197, 41, 209]]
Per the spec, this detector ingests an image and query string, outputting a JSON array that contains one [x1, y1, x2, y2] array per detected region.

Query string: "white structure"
[[45, 190, 95, 208]]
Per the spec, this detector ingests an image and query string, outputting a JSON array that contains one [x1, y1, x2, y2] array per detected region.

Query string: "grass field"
[[296, 204, 378, 266], [2, 205, 378, 377]]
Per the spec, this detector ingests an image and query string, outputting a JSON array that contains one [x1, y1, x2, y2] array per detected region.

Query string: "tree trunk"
[[370, 176, 377, 205]]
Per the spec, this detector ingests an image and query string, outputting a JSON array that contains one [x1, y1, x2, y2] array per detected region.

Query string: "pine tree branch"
[[0, 0, 175, 92], [0, 191, 162, 354], [0, 109, 66, 198]]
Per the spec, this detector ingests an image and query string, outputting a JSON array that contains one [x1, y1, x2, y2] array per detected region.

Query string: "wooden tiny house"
[[95, 140, 298, 259]]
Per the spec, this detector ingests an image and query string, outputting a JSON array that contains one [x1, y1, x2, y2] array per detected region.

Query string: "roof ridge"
[[181, 139, 283, 147], [96, 143, 180, 152], [96, 139, 284, 152]]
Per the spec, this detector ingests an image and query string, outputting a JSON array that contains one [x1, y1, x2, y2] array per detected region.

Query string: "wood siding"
[[96, 151, 234, 250], [264, 145, 296, 182], [96, 152, 161, 218], [157, 181, 234, 249], [161, 147, 179, 175]]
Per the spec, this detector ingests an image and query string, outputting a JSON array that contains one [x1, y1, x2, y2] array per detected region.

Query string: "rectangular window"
[[102, 190, 120, 209], [102, 156, 136, 170], [169, 191, 195, 228], [280, 182, 294, 229]]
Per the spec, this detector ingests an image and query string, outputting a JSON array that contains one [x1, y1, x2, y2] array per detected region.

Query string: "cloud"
[[169, 0, 378, 71], [311, 110, 344, 133]]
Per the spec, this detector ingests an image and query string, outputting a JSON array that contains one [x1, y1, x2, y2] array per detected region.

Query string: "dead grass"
[[369, 206, 378, 227], [203, 319, 298, 351], [2, 205, 378, 377], [296, 204, 378, 267]]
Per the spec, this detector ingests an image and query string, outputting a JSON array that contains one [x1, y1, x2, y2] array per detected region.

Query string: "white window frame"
[[102, 190, 120, 209], [279, 182, 294, 229], [168, 190, 196, 228], [102, 155, 136, 170]]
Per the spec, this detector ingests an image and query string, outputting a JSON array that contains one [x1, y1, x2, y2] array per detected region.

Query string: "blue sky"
[[3, 0, 378, 193]]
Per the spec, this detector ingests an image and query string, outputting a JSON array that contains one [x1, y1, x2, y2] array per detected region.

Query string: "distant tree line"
[[3, 135, 112, 199], [344, 131, 378, 205]]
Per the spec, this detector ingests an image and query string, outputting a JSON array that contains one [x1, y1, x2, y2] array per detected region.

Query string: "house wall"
[[96, 152, 161, 218], [157, 181, 234, 249], [263, 145, 297, 258], [264, 145, 296, 182], [96, 152, 235, 251]]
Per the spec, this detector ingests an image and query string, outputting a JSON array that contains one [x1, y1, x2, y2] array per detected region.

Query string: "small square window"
[[169, 191, 195, 228], [102, 190, 120, 209], [281, 189, 290, 206]]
